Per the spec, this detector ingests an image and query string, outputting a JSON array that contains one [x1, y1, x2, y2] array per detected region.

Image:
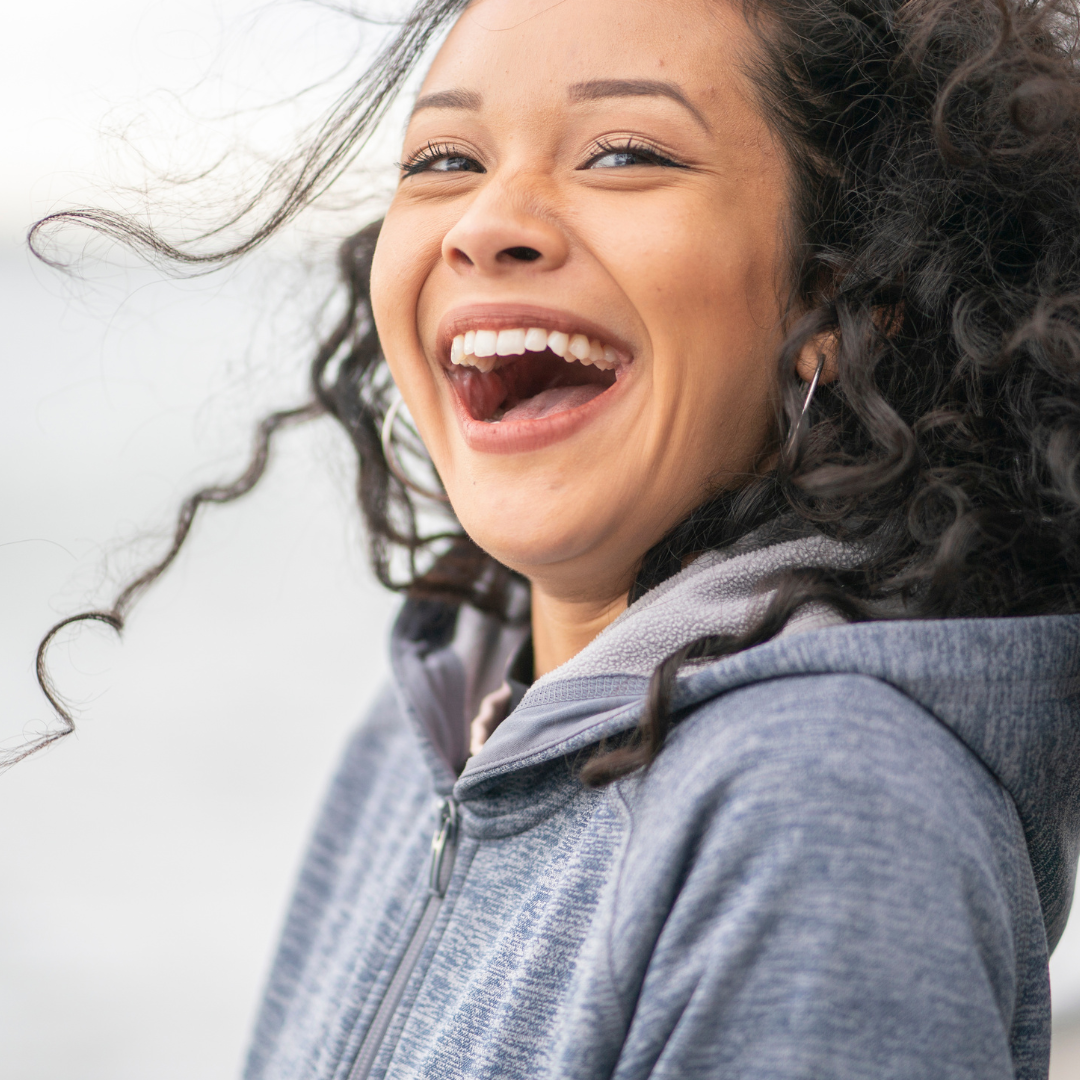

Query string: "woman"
[[28, 0, 1080, 1076]]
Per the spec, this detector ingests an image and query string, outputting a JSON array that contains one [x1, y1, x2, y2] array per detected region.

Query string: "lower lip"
[[447, 368, 629, 454]]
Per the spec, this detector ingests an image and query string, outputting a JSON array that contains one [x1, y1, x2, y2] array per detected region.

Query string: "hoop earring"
[[784, 351, 826, 456], [380, 395, 451, 503]]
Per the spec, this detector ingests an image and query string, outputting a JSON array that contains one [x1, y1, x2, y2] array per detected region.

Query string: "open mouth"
[[444, 326, 624, 424]]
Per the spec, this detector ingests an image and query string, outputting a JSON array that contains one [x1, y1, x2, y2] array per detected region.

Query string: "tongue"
[[500, 384, 607, 422]]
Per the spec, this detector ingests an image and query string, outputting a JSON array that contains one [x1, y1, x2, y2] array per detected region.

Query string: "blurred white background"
[[1, 2, 1079, 1078], [1, 2, 406, 1078]]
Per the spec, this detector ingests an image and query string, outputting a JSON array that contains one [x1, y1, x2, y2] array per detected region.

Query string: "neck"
[[529, 585, 629, 678]]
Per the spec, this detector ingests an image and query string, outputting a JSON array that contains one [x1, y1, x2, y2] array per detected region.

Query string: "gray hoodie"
[[244, 537, 1080, 1080]]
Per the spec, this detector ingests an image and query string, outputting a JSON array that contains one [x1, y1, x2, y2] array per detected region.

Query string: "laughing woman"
[[29, 0, 1080, 1077]]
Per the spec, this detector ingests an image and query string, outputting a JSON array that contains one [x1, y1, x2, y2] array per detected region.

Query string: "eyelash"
[[398, 142, 480, 177], [398, 137, 687, 177], [581, 137, 687, 170]]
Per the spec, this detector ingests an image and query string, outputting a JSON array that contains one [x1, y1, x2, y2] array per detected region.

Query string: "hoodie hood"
[[390, 537, 1080, 950]]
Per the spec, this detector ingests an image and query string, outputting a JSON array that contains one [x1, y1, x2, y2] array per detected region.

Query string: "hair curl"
[[22, 0, 1080, 783]]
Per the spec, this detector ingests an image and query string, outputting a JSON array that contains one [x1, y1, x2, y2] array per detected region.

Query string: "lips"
[[439, 314, 629, 428]]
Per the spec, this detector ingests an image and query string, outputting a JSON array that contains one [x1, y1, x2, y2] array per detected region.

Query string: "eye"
[[400, 142, 485, 178], [582, 139, 686, 170]]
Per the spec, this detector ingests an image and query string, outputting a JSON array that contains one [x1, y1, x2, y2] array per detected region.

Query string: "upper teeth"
[[450, 327, 619, 374]]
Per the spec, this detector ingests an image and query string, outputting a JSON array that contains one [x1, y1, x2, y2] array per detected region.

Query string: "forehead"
[[419, 0, 753, 119]]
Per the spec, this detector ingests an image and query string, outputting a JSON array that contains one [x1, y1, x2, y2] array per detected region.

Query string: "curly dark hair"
[[23, 0, 1080, 783]]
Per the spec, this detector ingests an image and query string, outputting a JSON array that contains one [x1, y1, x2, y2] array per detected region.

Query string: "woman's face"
[[371, 0, 791, 603]]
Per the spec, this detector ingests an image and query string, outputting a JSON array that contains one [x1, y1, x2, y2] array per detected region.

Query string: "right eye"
[[400, 143, 485, 178]]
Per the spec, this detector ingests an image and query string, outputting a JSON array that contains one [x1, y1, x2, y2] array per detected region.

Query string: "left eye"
[[584, 144, 683, 170], [400, 143, 485, 178], [591, 150, 654, 168], [429, 155, 478, 173]]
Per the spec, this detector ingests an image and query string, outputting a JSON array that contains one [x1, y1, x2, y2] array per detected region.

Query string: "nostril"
[[503, 246, 542, 262]]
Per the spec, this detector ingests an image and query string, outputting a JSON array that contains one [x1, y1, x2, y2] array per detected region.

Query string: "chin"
[[454, 505, 610, 578]]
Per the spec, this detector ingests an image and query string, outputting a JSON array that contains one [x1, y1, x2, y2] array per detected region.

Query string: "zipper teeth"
[[346, 799, 458, 1080]]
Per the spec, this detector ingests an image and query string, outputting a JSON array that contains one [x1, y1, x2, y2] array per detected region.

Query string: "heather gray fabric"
[[244, 540, 1080, 1080]]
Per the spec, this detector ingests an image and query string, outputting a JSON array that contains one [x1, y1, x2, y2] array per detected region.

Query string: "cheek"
[[370, 210, 452, 444], [370, 213, 421, 357], [371, 206, 457, 349], [580, 192, 780, 345], [583, 201, 781, 453]]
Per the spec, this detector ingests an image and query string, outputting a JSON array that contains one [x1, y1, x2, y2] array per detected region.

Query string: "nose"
[[441, 175, 569, 276]]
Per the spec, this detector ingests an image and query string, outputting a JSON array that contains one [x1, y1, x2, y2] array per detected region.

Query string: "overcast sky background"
[[2, 2, 1080, 1079]]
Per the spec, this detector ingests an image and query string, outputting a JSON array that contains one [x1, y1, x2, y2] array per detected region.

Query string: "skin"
[[370, 0, 807, 677]]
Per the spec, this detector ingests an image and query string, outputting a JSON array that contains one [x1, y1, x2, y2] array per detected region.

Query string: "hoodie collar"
[[390, 532, 857, 791], [389, 541, 1080, 948], [390, 597, 529, 794]]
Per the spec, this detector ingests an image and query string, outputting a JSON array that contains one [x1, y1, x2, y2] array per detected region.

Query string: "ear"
[[796, 330, 839, 384], [794, 304, 903, 384]]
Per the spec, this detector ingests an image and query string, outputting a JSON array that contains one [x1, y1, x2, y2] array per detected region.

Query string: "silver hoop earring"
[[380, 395, 451, 503], [785, 351, 826, 456]]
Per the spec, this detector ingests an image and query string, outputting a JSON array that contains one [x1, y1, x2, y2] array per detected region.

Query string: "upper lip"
[[434, 303, 634, 367]]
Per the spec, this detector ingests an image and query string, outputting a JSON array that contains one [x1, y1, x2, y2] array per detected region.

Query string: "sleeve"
[[605, 674, 1047, 1080]]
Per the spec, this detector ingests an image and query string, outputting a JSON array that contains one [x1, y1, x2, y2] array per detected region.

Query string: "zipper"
[[347, 797, 459, 1080]]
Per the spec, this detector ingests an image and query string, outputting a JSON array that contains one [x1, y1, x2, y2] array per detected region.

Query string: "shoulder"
[[609, 672, 1044, 1080], [291, 682, 432, 887], [622, 671, 1029, 928], [324, 683, 414, 796], [612, 674, 1043, 1071], [658, 671, 1010, 832]]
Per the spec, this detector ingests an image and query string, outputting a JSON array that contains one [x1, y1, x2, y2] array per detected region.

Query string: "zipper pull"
[[428, 798, 459, 897]]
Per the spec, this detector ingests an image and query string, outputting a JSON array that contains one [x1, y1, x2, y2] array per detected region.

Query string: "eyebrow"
[[411, 88, 483, 116], [568, 79, 709, 131], [409, 80, 709, 131]]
